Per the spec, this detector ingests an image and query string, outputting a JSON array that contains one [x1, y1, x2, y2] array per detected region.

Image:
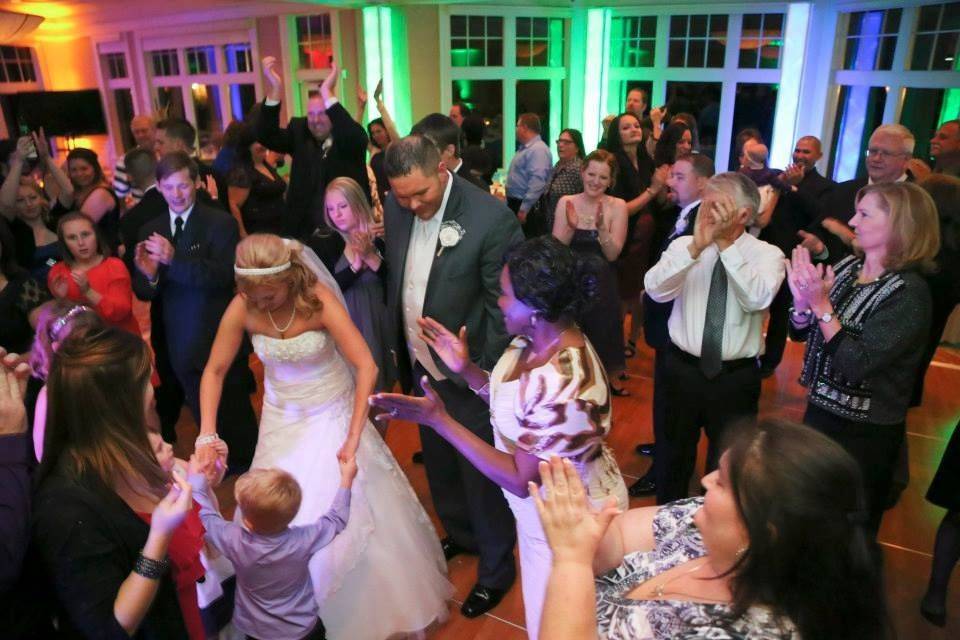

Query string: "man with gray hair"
[[799, 123, 916, 262], [644, 172, 785, 504]]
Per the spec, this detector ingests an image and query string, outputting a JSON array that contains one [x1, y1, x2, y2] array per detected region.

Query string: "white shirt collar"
[[868, 173, 908, 185], [679, 199, 701, 219], [450, 158, 464, 174], [144, 183, 158, 193], [417, 171, 454, 227], [169, 202, 196, 231]]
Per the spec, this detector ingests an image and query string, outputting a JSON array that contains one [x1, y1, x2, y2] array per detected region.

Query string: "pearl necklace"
[[267, 304, 296, 339]]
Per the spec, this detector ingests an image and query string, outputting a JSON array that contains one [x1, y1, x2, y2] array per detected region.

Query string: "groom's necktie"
[[700, 257, 727, 379]]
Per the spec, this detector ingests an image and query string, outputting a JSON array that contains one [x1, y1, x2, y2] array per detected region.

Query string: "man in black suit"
[[780, 135, 836, 204], [118, 148, 185, 444], [799, 124, 915, 263], [255, 56, 369, 239], [383, 136, 521, 618], [412, 112, 488, 190], [630, 153, 712, 497], [132, 152, 258, 470]]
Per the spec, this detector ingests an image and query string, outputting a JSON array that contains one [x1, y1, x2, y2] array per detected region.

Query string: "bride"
[[197, 233, 452, 639]]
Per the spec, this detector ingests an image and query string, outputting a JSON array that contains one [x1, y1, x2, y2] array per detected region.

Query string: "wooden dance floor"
[[167, 312, 960, 638]]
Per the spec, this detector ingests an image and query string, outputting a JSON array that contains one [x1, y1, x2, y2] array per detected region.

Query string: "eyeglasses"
[[556, 139, 575, 145], [865, 147, 908, 159]]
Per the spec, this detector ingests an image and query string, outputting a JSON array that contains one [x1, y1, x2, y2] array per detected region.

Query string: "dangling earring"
[[530, 314, 539, 328]]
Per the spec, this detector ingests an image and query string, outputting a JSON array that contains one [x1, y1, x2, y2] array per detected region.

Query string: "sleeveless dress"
[[570, 228, 627, 375], [490, 336, 627, 639], [248, 330, 452, 639]]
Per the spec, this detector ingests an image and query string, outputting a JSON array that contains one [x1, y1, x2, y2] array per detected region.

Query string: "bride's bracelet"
[[195, 433, 220, 448]]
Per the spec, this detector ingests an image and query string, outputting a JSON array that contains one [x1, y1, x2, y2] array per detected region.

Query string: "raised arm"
[[254, 56, 294, 154], [198, 295, 247, 438], [317, 283, 378, 460]]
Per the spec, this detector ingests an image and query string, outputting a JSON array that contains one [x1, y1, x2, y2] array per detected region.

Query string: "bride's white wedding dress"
[[247, 329, 453, 639]]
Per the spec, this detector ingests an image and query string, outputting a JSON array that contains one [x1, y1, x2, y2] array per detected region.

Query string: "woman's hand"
[[50, 276, 70, 299], [417, 317, 469, 373], [70, 270, 91, 294], [565, 199, 579, 230], [787, 245, 834, 310], [338, 451, 358, 488], [336, 436, 360, 465], [0, 350, 30, 436], [650, 164, 669, 196], [594, 202, 605, 232], [529, 457, 621, 566], [32, 128, 50, 167], [150, 472, 194, 536], [369, 376, 450, 429]]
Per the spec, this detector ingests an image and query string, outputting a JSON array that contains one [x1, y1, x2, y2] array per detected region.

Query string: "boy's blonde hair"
[[235, 468, 303, 534]]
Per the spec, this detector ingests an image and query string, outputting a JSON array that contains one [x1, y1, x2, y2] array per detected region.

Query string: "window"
[[296, 14, 333, 70], [151, 49, 180, 77], [112, 89, 135, 149], [842, 9, 901, 71], [739, 13, 784, 69], [911, 2, 960, 71], [829, 85, 888, 179], [668, 15, 727, 68], [450, 15, 504, 67], [185, 46, 216, 75], [610, 16, 657, 68], [516, 17, 563, 67], [105, 53, 127, 80], [666, 81, 722, 159], [730, 83, 779, 168], [0, 46, 36, 83], [225, 43, 253, 74]]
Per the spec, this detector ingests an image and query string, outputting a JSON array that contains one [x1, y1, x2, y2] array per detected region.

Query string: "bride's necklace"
[[267, 304, 297, 339]]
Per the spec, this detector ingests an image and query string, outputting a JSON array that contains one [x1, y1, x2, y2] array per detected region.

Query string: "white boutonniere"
[[437, 220, 465, 257]]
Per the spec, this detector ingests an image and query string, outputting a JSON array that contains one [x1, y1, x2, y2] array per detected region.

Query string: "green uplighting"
[[450, 48, 483, 67]]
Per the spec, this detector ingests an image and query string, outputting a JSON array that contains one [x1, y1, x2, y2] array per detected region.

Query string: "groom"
[[383, 135, 521, 617]]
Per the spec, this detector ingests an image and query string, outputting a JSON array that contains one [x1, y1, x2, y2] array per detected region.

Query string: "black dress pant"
[[761, 280, 792, 372], [648, 348, 668, 479], [177, 356, 258, 470], [655, 345, 761, 505], [803, 403, 905, 536], [150, 300, 184, 444], [414, 365, 517, 590]]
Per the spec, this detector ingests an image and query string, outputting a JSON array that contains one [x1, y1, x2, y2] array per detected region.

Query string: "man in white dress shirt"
[[382, 135, 522, 618], [644, 172, 785, 504]]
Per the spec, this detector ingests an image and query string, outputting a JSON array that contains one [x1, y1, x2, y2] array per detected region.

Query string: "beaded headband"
[[50, 305, 92, 340], [233, 261, 292, 276]]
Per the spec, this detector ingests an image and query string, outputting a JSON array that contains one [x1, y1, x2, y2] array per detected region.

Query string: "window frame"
[[439, 4, 570, 169]]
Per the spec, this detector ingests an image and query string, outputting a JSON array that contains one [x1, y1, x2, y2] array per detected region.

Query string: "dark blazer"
[[455, 157, 488, 190], [119, 187, 167, 275], [797, 167, 836, 204], [808, 176, 868, 264], [256, 100, 369, 238], [132, 201, 239, 371], [643, 203, 699, 349], [384, 174, 524, 388], [32, 473, 187, 639]]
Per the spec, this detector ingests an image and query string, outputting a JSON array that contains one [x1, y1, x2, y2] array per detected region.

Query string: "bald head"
[[130, 115, 156, 150], [792, 135, 823, 171]]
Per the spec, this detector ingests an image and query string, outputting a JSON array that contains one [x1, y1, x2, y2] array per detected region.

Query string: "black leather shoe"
[[628, 476, 656, 497], [412, 451, 424, 464], [441, 537, 467, 561], [635, 442, 655, 456], [460, 584, 507, 618]]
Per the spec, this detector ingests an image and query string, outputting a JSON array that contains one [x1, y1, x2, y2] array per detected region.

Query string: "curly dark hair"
[[505, 235, 601, 323], [653, 122, 691, 168]]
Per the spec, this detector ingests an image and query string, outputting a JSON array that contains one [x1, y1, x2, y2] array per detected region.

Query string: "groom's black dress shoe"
[[460, 584, 507, 618], [441, 537, 468, 561]]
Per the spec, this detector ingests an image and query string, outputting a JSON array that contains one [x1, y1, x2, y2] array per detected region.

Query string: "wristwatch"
[[816, 311, 834, 323]]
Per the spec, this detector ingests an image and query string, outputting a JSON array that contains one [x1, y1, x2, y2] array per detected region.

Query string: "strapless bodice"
[[251, 330, 354, 410]]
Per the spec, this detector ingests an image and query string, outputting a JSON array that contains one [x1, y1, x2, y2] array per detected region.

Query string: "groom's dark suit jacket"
[[132, 202, 240, 372], [384, 174, 524, 390]]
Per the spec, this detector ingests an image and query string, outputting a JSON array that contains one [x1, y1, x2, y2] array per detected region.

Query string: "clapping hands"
[[529, 457, 621, 565], [785, 245, 835, 311], [0, 349, 30, 436]]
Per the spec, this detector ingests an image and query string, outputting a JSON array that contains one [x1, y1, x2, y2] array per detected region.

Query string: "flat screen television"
[[12, 90, 107, 136]]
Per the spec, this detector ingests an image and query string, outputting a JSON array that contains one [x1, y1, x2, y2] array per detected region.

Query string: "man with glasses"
[[798, 124, 915, 263]]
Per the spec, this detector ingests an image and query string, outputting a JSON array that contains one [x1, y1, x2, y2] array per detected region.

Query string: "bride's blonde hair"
[[235, 234, 323, 317]]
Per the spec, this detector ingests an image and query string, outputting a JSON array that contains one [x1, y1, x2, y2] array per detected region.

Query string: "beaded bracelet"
[[133, 552, 169, 580], [195, 434, 219, 448]]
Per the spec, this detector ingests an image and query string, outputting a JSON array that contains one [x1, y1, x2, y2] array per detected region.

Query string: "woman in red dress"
[[48, 211, 140, 336]]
